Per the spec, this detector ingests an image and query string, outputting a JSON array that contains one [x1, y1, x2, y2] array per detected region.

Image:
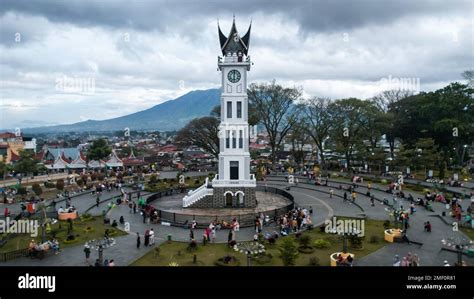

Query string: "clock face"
[[227, 70, 241, 83]]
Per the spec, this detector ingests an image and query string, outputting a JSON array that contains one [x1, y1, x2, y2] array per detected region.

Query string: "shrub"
[[90, 173, 97, 181], [214, 255, 239, 266], [298, 235, 312, 247], [267, 237, 276, 245], [32, 183, 43, 196], [17, 186, 27, 195], [349, 235, 364, 249], [187, 240, 198, 251], [308, 257, 320, 266], [44, 181, 55, 188], [369, 235, 380, 244], [97, 173, 105, 181], [313, 239, 331, 249], [254, 253, 273, 265], [149, 174, 158, 184], [279, 238, 299, 266], [56, 179, 65, 190], [383, 220, 391, 229], [76, 178, 84, 187]]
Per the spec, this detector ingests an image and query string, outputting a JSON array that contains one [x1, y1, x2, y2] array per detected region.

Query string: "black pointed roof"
[[218, 18, 251, 56]]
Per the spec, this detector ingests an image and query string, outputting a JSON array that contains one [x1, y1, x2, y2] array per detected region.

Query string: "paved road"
[[3, 174, 473, 266]]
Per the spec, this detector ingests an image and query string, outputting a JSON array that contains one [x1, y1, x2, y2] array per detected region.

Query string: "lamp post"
[[441, 236, 473, 266], [234, 242, 265, 267], [86, 237, 116, 265]]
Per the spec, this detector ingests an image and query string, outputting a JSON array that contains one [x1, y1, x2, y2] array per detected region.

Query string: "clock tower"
[[182, 17, 257, 208]]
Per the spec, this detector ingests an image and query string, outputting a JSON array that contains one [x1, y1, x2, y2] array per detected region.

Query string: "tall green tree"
[[14, 150, 38, 175], [300, 97, 333, 172], [175, 116, 220, 158], [87, 139, 112, 161], [248, 80, 302, 169], [329, 98, 381, 171]]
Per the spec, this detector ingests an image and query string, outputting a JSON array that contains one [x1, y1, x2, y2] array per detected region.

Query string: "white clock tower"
[[182, 17, 257, 208]]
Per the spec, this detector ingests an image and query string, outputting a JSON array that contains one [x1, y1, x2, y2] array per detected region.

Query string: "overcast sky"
[[0, 0, 472, 129]]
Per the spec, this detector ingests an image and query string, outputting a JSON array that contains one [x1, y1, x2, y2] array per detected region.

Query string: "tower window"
[[239, 130, 243, 148], [227, 101, 232, 118], [226, 130, 230, 148], [232, 130, 237, 148], [237, 101, 242, 118]]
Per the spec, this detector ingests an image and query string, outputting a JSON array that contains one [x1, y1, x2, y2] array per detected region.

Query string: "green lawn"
[[460, 227, 474, 241], [0, 215, 127, 253], [131, 218, 387, 266]]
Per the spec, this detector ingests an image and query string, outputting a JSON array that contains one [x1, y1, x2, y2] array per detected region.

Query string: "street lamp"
[[86, 237, 116, 265], [233, 242, 265, 266], [441, 236, 473, 266]]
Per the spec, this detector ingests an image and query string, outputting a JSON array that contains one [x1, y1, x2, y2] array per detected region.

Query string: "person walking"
[[370, 195, 375, 207], [329, 189, 334, 199], [96, 195, 100, 208], [136, 232, 141, 249], [133, 202, 137, 214], [343, 192, 347, 202], [84, 245, 91, 265]]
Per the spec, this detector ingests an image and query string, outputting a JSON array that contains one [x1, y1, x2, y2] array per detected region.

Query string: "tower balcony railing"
[[211, 173, 256, 187]]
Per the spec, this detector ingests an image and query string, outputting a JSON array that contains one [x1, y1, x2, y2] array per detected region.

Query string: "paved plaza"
[[1, 173, 472, 266]]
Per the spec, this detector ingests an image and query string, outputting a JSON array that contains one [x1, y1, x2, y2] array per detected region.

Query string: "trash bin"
[[167, 234, 172, 242]]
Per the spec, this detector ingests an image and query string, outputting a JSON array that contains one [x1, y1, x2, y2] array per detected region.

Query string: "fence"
[[0, 248, 29, 262], [145, 185, 295, 228]]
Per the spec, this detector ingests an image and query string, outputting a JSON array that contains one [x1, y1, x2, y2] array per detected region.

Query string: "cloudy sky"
[[0, 0, 472, 129]]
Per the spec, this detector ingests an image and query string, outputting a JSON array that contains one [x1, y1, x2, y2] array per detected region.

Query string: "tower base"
[[187, 186, 257, 208]]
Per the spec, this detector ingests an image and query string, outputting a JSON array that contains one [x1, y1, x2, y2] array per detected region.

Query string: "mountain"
[[23, 89, 221, 133]]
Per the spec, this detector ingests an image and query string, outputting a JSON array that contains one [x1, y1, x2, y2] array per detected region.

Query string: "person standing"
[[329, 189, 334, 199], [84, 245, 91, 265], [343, 192, 347, 202], [136, 232, 141, 249], [96, 195, 100, 208], [370, 195, 375, 207], [144, 229, 150, 247], [149, 228, 155, 246], [133, 202, 137, 214]]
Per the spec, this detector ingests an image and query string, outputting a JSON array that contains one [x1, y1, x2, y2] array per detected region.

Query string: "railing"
[[211, 174, 256, 187], [0, 248, 29, 262], [147, 185, 295, 228], [182, 178, 213, 207]]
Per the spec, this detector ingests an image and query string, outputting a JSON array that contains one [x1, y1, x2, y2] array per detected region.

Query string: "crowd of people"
[[277, 207, 312, 236], [393, 252, 420, 266], [28, 239, 60, 258]]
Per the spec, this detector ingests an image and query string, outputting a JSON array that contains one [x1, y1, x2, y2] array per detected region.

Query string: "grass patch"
[[460, 227, 474, 240], [0, 216, 127, 253], [131, 218, 387, 266]]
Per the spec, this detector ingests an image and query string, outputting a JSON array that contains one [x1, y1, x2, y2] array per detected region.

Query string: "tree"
[[300, 97, 333, 172], [14, 150, 38, 175], [87, 139, 111, 161], [329, 98, 380, 171], [175, 116, 220, 158], [372, 90, 413, 161], [56, 179, 65, 191], [32, 183, 43, 196], [279, 238, 299, 266], [287, 120, 311, 167], [248, 80, 302, 169]]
